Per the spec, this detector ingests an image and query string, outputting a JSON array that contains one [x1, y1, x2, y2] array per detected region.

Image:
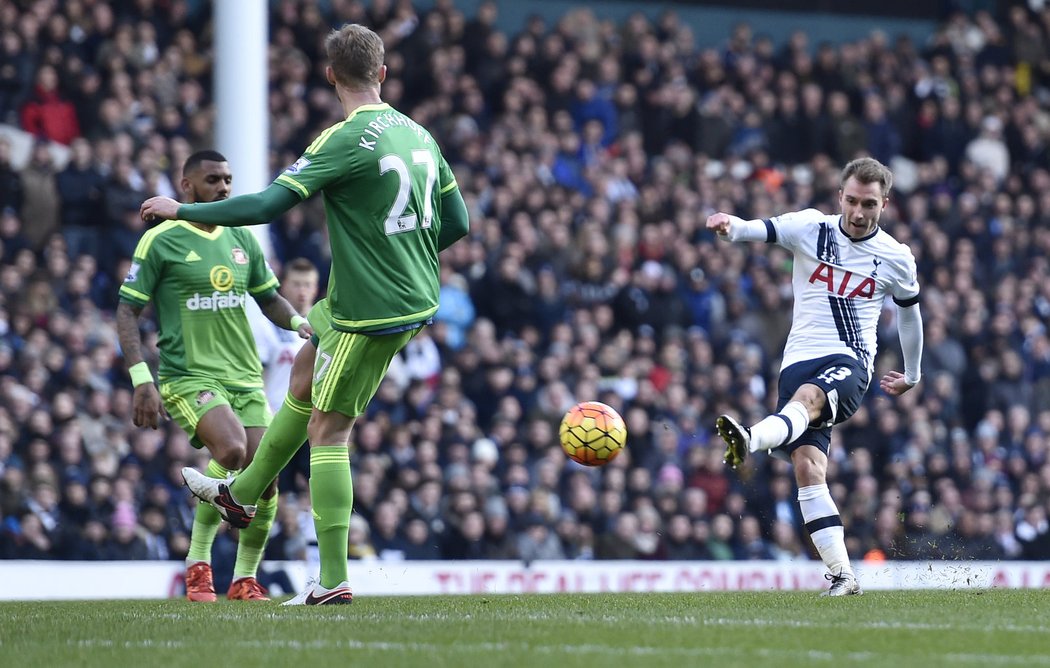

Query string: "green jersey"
[[118, 220, 279, 389], [275, 102, 458, 333]]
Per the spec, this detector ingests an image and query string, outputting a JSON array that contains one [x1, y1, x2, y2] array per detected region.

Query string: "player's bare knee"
[[260, 479, 278, 500], [792, 451, 827, 486], [794, 384, 827, 420], [220, 450, 246, 471], [307, 412, 355, 446], [289, 372, 311, 403], [289, 344, 315, 403], [306, 412, 323, 443], [213, 442, 247, 471]]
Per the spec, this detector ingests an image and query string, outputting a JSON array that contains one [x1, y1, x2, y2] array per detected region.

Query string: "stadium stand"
[[1, 0, 1049, 569]]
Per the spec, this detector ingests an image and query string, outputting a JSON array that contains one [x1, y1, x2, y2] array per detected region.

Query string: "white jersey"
[[766, 209, 919, 376], [246, 298, 308, 412]]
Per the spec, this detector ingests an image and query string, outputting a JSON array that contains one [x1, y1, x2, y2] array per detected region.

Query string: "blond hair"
[[325, 24, 384, 90]]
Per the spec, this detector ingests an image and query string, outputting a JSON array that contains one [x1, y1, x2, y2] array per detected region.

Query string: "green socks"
[[310, 446, 353, 589], [233, 493, 278, 580], [186, 459, 232, 563], [232, 394, 311, 504]]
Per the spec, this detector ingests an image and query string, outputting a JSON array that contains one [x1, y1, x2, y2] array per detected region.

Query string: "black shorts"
[[770, 354, 870, 459]]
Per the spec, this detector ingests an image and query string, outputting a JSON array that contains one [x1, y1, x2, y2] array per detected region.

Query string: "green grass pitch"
[[2, 590, 1047, 667]]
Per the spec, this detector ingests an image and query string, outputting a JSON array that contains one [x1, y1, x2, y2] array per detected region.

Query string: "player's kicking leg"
[[717, 380, 821, 469], [184, 301, 325, 524], [718, 356, 866, 595], [715, 414, 751, 468], [183, 342, 315, 525]]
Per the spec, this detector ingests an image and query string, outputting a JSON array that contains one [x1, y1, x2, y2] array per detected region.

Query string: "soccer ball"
[[559, 401, 627, 466]]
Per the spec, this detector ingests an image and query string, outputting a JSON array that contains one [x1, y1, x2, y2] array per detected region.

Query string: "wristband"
[[290, 315, 307, 331], [129, 361, 154, 387]]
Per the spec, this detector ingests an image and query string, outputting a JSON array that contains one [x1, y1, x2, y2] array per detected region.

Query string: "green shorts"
[[309, 299, 420, 417], [307, 297, 331, 344], [159, 376, 272, 449]]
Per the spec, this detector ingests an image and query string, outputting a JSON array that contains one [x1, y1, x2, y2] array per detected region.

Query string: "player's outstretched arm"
[[705, 212, 768, 242], [141, 184, 300, 226], [115, 302, 166, 429]]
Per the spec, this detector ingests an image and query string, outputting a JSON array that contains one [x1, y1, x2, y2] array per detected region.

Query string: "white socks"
[[749, 401, 811, 452], [747, 404, 852, 576], [798, 483, 852, 577]]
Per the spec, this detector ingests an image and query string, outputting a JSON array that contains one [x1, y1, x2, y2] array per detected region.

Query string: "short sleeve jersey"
[[764, 209, 920, 376], [118, 221, 279, 388], [274, 102, 458, 333]]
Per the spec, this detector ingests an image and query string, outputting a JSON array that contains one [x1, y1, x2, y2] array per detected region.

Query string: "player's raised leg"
[[715, 415, 751, 468], [182, 392, 310, 526], [184, 323, 318, 519], [718, 385, 821, 468], [230, 341, 316, 504]]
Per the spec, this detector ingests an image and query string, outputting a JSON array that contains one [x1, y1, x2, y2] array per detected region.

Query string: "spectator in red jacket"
[[20, 65, 81, 146]]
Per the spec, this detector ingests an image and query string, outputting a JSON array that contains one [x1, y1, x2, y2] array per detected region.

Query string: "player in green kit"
[[141, 24, 470, 604], [119, 151, 312, 602]]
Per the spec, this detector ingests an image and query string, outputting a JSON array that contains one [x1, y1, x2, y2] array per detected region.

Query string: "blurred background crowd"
[[1, 0, 1049, 575]]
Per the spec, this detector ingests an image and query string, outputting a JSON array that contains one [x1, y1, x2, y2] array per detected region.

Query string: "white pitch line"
[[382, 611, 1045, 635], [69, 638, 1050, 665], [700, 616, 1047, 635], [149, 610, 1046, 635]]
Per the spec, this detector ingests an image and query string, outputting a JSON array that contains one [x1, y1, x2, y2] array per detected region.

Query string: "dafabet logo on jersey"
[[186, 291, 245, 311], [185, 264, 245, 311]]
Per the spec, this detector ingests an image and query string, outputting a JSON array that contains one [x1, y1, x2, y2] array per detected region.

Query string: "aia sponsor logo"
[[808, 262, 876, 299]]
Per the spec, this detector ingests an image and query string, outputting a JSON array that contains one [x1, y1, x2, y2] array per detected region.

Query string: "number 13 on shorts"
[[817, 366, 852, 384]]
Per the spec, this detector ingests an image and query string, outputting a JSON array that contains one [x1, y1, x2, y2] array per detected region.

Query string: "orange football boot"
[[227, 577, 270, 601], [185, 562, 217, 602]]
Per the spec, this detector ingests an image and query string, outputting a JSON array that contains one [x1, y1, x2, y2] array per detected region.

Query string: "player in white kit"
[[248, 258, 320, 413], [707, 158, 924, 596]]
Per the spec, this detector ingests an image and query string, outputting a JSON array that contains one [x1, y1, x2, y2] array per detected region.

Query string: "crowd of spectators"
[[1, 0, 1050, 570]]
